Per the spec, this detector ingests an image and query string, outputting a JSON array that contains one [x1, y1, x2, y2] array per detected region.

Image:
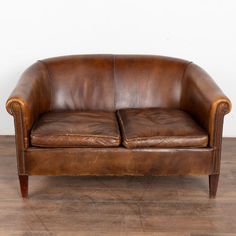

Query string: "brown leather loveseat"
[[6, 55, 231, 198]]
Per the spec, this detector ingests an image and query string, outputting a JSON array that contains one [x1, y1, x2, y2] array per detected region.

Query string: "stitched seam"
[[18, 105, 26, 174], [212, 104, 221, 173], [11, 104, 21, 173], [31, 133, 120, 140], [125, 135, 208, 141], [212, 102, 228, 173], [180, 61, 192, 109], [212, 102, 229, 145], [31, 143, 119, 148], [38, 60, 53, 111], [213, 104, 222, 146]]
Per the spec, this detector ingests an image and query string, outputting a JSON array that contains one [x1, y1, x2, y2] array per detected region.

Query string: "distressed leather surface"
[[6, 62, 51, 148], [5, 55, 231, 176], [25, 147, 214, 176], [118, 108, 208, 148], [181, 63, 231, 147], [42, 55, 115, 111], [31, 111, 121, 147], [114, 55, 188, 109]]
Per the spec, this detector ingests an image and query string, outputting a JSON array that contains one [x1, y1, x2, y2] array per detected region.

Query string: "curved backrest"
[[42, 55, 189, 111], [42, 55, 115, 111], [114, 55, 189, 109]]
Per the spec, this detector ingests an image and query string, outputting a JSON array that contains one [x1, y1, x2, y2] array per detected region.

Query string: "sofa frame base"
[[18, 147, 218, 198]]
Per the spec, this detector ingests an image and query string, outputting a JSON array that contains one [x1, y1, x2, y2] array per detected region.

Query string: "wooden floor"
[[0, 136, 236, 236]]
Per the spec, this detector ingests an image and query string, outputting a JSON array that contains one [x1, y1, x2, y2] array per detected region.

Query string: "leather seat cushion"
[[117, 108, 208, 148], [31, 111, 121, 147]]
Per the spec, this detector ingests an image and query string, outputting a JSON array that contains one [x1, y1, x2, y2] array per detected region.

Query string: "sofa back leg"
[[209, 174, 219, 198], [19, 175, 28, 198]]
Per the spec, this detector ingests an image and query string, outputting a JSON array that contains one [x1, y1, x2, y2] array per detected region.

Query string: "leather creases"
[[31, 111, 121, 148], [117, 108, 208, 148], [5, 55, 231, 177]]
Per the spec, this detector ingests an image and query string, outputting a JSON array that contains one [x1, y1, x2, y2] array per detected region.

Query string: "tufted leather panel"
[[41, 55, 115, 111], [31, 111, 121, 147], [117, 108, 208, 148], [114, 55, 189, 109]]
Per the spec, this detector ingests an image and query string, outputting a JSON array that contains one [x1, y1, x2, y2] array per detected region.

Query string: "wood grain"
[[0, 135, 236, 235]]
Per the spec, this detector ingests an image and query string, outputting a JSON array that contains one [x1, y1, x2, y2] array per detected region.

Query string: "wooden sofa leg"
[[19, 175, 28, 198], [209, 174, 219, 198]]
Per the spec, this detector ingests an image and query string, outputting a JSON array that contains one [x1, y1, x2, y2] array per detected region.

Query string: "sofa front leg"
[[209, 174, 219, 198], [19, 175, 28, 198]]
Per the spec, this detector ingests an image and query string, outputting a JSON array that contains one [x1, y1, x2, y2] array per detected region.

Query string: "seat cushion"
[[31, 111, 121, 147], [117, 108, 208, 148]]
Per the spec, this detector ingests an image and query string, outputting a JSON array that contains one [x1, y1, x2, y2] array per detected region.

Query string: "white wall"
[[0, 0, 235, 136]]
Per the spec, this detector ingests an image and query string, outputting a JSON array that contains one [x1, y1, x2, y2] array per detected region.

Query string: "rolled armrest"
[[181, 63, 231, 147], [6, 61, 51, 148]]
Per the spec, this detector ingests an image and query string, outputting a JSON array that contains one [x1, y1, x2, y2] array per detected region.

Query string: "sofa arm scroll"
[[181, 63, 231, 147], [6, 61, 51, 148]]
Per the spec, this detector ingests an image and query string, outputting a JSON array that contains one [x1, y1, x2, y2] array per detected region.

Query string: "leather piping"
[[11, 103, 26, 174], [122, 135, 208, 141], [212, 102, 230, 174], [31, 133, 120, 139]]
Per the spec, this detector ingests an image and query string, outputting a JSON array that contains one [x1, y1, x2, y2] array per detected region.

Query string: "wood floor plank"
[[0, 136, 236, 235]]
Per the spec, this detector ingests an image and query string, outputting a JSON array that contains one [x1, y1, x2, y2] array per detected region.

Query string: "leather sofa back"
[[114, 55, 188, 109], [41, 55, 189, 111], [42, 55, 115, 111]]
